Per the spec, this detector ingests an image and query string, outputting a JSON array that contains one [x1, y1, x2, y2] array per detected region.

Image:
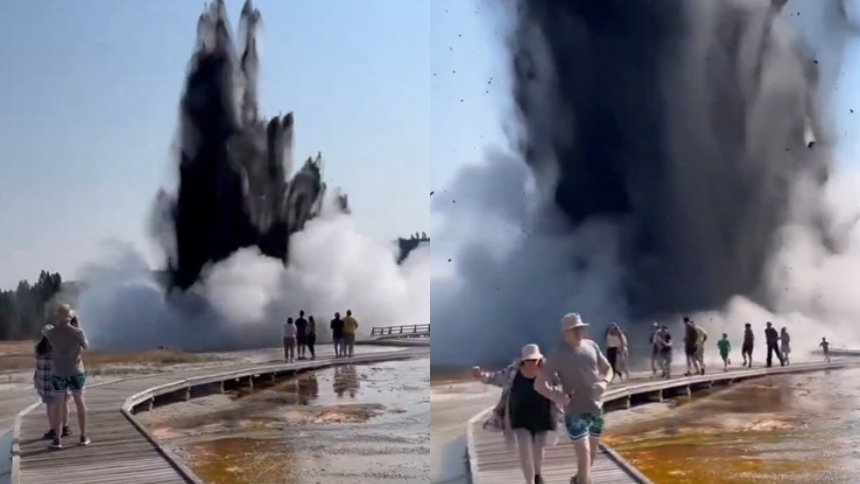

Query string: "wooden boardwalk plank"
[[469, 420, 646, 484], [466, 359, 859, 484], [14, 345, 425, 484]]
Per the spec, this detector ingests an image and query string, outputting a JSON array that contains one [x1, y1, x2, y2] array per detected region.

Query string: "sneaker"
[[48, 438, 62, 450], [62, 426, 72, 437], [79, 436, 91, 446]]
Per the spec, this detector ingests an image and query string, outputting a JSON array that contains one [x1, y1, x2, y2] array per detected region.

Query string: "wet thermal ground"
[[605, 367, 860, 483], [141, 358, 429, 483]]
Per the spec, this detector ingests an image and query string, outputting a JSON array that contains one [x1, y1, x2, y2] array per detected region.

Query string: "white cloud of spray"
[[73, 196, 429, 352], [431, 149, 860, 368]]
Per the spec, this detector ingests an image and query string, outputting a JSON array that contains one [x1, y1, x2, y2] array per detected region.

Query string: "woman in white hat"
[[473, 344, 556, 484]]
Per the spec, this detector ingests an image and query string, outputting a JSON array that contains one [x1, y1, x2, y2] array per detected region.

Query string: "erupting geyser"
[[431, 0, 860, 365], [512, 0, 844, 318], [154, 0, 348, 291]]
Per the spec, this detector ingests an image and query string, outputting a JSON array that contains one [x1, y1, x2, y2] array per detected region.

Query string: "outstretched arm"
[[477, 364, 515, 388]]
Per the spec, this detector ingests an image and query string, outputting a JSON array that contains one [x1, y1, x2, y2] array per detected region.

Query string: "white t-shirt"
[[283, 323, 297, 338], [606, 334, 623, 348]]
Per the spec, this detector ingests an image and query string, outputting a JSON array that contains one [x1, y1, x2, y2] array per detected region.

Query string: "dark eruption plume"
[[510, 0, 843, 319], [430, 0, 860, 366], [156, 0, 348, 291]]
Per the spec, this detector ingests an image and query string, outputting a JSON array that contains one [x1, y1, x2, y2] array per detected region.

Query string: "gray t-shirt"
[[542, 339, 605, 415], [46, 324, 88, 377]]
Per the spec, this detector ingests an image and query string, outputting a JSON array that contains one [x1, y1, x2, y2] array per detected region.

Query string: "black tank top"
[[508, 371, 555, 432]]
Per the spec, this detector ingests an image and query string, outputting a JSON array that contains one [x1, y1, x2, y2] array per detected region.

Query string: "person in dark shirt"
[[473, 344, 556, 484], [658, 326, 673, 378], [742, 323, 754, 367], [764, 322, 784, 368], [295, 311, 308, 360], [330, 312, 345, 357], [682, 317, 700, 376]]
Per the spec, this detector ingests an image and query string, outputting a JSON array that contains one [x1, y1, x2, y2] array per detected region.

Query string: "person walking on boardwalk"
[[649, 322, 662, 377], [43, 304, 90, 449], [683, 317, 701, 376], [604, 323, 627, 382], [283, 317, 297, 362], [330, 312, 345, 357], [717, 333, 731, 372], [780, 327, 792, 365], [295, 311, 309, 360], [473, 344, 557, 484], [535, 313, 614, 484], [693, 321, 708, 375], [34, 326, 70, 440], [306, 316, 317, 360], [342, 310, 358, 357], [764, 322, 784, 368], [657, 325, 673, 378], [741, 323, 754, 367], [819, 337, 831, 362]]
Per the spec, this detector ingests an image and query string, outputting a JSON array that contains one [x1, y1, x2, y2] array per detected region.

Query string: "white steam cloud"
[[432, 150, 860, 368], [74, 197, 429, 352]]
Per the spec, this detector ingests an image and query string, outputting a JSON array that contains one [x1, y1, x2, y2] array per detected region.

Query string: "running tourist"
[[742, 322, 754, 368], [649, 322, 662, 376], [820, 337, 831, 362], [657, 325, 673, 378], [604, 323, 628, 382], [764, 322, 784, 367], [717, 333, 731, 372], [683, 317, 702, 376], [473, 344, 557, 484], [43, 303, 90, 449], [535, 313, 613, 484]]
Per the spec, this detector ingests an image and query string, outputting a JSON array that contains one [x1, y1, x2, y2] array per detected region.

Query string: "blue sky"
[[2, 1, 860, 289], [0, 0, 508, 287]]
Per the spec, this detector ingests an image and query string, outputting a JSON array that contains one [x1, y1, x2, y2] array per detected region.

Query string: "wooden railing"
[[370, 324, 430, 337]]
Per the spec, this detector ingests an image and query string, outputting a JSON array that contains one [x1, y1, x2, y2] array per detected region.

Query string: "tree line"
[[0, 270, 70, 340]]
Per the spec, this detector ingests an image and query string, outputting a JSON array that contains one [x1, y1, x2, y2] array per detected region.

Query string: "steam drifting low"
[[432, 0, 860, 366], [73, 0, 428, 350]]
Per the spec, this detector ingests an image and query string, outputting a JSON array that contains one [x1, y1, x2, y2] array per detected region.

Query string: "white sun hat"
[[520, 344, 543, 361]]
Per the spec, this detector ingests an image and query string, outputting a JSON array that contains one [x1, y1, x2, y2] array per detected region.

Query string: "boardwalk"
[[466, 360, 859, 484], [13, 346, 426, 484]]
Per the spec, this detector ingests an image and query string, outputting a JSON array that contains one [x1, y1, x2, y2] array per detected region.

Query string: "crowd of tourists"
[[471, 313, 834, 484], [282, 309, 359, 361]]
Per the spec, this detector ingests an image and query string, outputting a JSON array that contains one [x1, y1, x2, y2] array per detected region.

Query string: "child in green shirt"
[[717, 333, 731, 371]]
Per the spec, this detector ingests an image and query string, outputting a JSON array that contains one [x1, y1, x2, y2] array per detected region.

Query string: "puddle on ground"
[[153, 358, 429, 483], [605, 368, 860, 483]]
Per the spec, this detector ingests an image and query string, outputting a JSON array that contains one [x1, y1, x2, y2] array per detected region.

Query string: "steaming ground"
[[431, 1, 860, 368], [74, 202, 429, 351]]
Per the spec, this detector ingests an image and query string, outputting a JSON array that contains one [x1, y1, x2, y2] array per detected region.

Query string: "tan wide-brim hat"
[[54, 304, 75, 321], [561, 312, 589, 331], [520, 344, 543, 361]]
